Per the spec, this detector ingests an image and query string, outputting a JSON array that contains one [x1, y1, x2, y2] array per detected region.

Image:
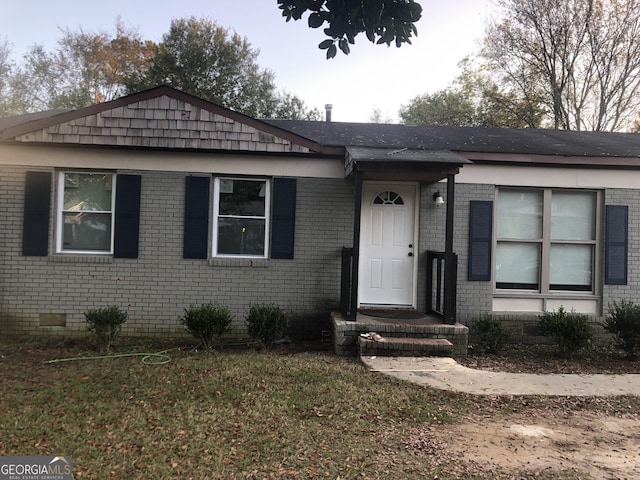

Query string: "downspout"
[[348, 169, 364, 320], [444, 173, 457, 324]]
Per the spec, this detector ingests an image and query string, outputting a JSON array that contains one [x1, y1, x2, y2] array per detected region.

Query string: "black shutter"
[[22, 171, 51, 256], [184, 176, 210, 259], [270, 178, 297, 259], [468, 200, 493, 281], [114, 174, 142, 259], [605, 205, 628, 285]]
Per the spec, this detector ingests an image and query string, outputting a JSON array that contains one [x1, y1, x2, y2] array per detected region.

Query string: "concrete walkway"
[[361, 356, 640, 396]]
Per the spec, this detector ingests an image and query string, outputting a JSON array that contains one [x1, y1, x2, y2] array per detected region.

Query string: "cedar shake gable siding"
[[1, 86, 325, 154]]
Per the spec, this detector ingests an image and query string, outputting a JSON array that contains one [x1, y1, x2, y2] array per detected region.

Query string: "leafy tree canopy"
[[0, 17, 319, 120], [1, 20, 154, 112], [125, 17, 278, 117], [125, 17, 319, 119], [399, 59, 544, 128], [278, 0, 422, 58]]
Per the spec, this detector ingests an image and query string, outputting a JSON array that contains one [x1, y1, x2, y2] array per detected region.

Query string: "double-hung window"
[[212, 178, 270, 257], [495, 188, 598, 293], [57, 172, 115, 253]]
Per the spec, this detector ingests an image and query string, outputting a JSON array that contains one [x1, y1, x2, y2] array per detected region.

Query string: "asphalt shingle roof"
[[266, 120, 640, 158]]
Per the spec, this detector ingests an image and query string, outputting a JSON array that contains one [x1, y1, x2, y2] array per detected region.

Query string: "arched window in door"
[[372, 191, 404, 205]]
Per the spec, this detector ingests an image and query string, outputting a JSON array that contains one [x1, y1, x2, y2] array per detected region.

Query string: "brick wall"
[[0, 166, 353, 341], [418, 182, 494, 322], [4, 164, 637, 347], [602, 188, 640, 309], [444, 183, 632, 347]]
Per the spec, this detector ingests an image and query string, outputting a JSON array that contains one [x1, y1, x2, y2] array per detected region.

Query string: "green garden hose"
[[45, 348, 178, 365]]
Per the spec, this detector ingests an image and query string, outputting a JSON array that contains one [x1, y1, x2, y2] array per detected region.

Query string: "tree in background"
[[125, 17, 273, 117], [12, 20, 154, 111], [278, 0, 422, 58], [1, 18, 319, 120], [482, 0, 640, 131], [126, 17, 318, 120], [269, 92, 322, 120], [399, 88, 476, 126], [399, 59, 543, 128], [368, 107, 393, 124], [0, 39, 22, 116]]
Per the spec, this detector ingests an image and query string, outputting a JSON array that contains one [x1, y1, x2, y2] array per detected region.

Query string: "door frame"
[[358, 181, 420, 308]]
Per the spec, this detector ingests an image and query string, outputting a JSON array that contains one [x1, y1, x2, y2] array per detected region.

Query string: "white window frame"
[[212, 177, 271, 258], [494, 187, 601, 295], [56, 171, 116, 254]]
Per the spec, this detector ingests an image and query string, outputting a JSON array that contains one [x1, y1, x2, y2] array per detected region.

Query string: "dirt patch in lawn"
[[406, 410, 640, 479], [409, 344, 640, 478]]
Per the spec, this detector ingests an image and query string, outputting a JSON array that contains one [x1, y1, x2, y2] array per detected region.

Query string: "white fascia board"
[[456, 163, 640, 189], [0, 144, 344, 179]]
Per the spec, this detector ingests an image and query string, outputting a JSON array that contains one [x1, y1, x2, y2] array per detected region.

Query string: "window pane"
[[63, 212, 112, 251], [550, 244, 592, 290], [373, 191, 404, 205], [219, 180, 266, 216], [497, 190, 542, 239], [496, 242, 540, 289], [551, 191, 596, 241], [217, 218, 265, 255], [64, 173, 112, 212]]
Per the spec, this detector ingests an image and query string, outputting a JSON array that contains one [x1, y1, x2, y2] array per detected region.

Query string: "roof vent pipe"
[[325, 104, 333, 122]]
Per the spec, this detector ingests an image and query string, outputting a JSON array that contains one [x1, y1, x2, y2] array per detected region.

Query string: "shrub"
[[538, 306, 592, 357], [180, 303, 233, 349], [470, 314, 510, 354], [84, 305, 128, 353], [245, 304, 288, 347], [604, 300, 640, 359]]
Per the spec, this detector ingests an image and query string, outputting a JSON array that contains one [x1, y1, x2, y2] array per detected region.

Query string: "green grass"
[[1, 337, 638, 479]]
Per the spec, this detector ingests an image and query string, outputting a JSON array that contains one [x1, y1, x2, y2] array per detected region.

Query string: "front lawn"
[[1, 337, 638, 479]]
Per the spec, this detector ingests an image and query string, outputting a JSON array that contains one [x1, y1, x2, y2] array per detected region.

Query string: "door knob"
[[408, 244, 413, 248], [408, 252, 413, 257]]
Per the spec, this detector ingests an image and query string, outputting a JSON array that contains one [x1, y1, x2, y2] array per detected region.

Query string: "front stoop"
[[359, 335, 454, 357], [331, 312, 468, 357]]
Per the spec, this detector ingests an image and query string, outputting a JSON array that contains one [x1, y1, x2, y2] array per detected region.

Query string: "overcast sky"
[[1, 0, 495, 122]]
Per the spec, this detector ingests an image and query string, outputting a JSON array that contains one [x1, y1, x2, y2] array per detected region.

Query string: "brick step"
[[358, 334, 453, 357]]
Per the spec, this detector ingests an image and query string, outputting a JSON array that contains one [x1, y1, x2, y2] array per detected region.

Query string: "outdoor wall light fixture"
[[433, 192, 445, 207]]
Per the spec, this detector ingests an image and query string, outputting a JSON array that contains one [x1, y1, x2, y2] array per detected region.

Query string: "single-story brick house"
[[1, 85, 638, 348]]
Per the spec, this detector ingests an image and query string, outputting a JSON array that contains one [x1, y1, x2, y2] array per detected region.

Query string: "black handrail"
[[426, 250, 457, 323], [340, 247, 355, 319]]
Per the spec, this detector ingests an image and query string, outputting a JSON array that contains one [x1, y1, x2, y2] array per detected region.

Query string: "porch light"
[[433, 192, 445, 207]]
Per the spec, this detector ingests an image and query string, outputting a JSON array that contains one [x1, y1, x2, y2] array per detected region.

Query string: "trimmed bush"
[[84, 305, 128, 353], [604, 300, 640, 359], [538, 306, 592, 357], [470, 314, 510, 354], [245, 304, 288, 347], [180, 303, 233, 349]]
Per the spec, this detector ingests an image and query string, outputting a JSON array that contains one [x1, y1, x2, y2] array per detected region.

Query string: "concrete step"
[[358, 333, 454, 357]]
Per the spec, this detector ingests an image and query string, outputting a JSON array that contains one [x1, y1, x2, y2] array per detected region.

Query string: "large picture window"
[[213, 178, 270, 257], [57, 172, 115, 253], [495, 188, 598, 292]]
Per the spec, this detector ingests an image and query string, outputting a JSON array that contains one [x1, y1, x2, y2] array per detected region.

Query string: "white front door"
[[359, 183, 417, 306]]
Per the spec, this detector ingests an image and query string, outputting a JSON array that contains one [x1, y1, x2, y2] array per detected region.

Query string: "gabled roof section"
[[0, 86, 330, 154]]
